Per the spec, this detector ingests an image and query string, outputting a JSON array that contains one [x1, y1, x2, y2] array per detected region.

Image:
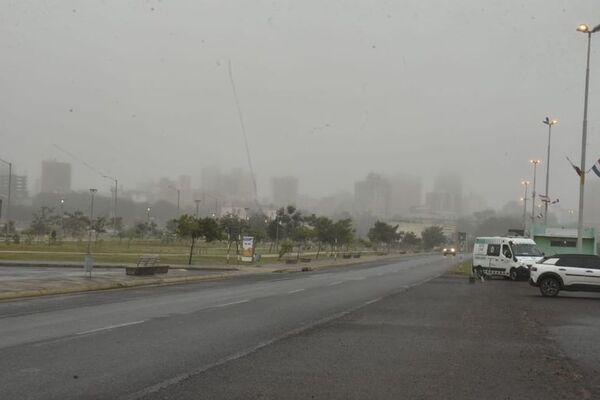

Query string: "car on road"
[[529, 254, 600, 297], [443, 247, 456, 256]]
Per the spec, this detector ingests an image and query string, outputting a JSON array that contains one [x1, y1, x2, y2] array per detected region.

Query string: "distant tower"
[[40, 161, 71, 194]]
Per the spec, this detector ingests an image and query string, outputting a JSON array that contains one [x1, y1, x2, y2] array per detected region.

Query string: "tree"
[[306, 215, 334, 259], [63, 211, 89, 239], [29, 206, 60, 236], [367, 221, 401, 249], [332, 218, 354, 251], [421, 226, 446, 250], [175, 215, 222, 265], [402, 231, 420, 246]]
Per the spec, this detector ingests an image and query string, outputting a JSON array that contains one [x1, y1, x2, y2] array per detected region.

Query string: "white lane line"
[[287, 289, 305, 294], [327, 281, 344, 287], [212, 299, 249, 308], [363, 297, 382, 306], [76, 320, 146, 335]]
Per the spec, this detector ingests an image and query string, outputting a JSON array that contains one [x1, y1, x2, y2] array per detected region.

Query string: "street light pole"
[[542, 118, 558, 225], [194, 199, 201, 218], [576, 23, 600, 252], [530, 160, 541, 224], [60, 199, 65, 238], [87, 189, 97, 254], [102, 175, 118, 234], [168, 185, 181, 217], [0, 158, 12, 243], [521, 180, 530, 233]]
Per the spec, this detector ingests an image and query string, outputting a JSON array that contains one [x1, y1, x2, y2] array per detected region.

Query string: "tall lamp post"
[[521, 180, 530, 233], [87, 189, 98, 254], [168, 185, 181, 217], [530, 159, 541, 224], [194, 199, 202, 217], [102, 175, 118, 234], [60, 199, 65, 238], [575, 23, 600, 252], [542, 117, 558, 225], [0, 158, 12, 243]]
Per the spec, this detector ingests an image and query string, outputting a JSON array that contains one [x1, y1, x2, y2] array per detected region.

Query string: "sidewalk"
[[0, 254, 413, 301]]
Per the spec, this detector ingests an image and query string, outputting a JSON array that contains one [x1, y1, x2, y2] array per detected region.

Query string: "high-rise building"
[[425, 172, 464, 215], [354, 173, 390, 217], [272, 176, 298, 207], [0, 174, 28, 204], [388, 174, 422, 217], [40, 161, 71, 194]]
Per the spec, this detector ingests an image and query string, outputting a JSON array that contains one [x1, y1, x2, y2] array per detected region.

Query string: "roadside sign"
[[241, 236, 254, 262], [84, 255, 94, 278]]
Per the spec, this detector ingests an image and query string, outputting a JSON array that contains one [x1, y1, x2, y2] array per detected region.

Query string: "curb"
[[0, 253, 435, 301], [0, 272, 235, 301]]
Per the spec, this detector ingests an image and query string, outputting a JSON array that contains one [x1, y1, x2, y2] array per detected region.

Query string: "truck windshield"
[[511, 243, 542, 257]]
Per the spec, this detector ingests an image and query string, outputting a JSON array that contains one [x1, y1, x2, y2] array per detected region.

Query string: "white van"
[[472, 237, 544, 280]]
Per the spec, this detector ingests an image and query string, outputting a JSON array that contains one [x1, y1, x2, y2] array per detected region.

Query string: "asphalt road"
[[0, 254, 453, 400], [4, 255, 598, 400]]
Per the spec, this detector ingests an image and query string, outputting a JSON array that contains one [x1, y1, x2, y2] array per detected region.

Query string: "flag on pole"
[[538, 194, 551, 203], [566, 157, 583, 177], [591, 159, 600, 178]]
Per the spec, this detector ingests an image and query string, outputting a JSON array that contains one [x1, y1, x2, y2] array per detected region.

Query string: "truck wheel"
[[539, 276, 560, 297], [509, 268, 518, 281], [474, 266, 485, 280]]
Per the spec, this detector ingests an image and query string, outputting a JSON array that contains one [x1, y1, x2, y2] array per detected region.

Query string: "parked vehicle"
[[529, 254, 600, 296], [472, 237, 543, 281]]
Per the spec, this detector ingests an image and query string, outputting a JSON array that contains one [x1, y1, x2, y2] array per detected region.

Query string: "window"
[[487, 244, 500, 257], [511, 243, 543, 257], [550, 240, 576, 248], [502, 245, 512, 258]]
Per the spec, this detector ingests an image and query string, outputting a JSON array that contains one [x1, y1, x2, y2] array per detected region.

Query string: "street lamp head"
[[577, 24, 590, 33], [89, 188, 97, 194], [543, 117, 559, 126], [60, 199, 65, 204], [529, 159, 541, 165], [521, 180, 530, 185], [577, 24, 600, 34], [147, 207, 151, 212]]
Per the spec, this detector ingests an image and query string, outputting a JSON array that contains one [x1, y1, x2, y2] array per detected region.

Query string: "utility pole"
[[195, 199, 201, 218], [575, 23, 599, 251], [87, 189, 97, 254], [530, 160, 541, 224], [542, 118, 558, 225], [521, 181, 530, 234], [0, 159, 12, 243], [103, 175, 118, 234]]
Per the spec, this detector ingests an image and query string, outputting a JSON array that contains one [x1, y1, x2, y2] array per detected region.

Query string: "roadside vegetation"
[[0, 205, 449, 265]]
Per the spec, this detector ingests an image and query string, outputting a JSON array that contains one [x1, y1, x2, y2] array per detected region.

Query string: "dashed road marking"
[[287, 289, 305, 294], [212, 299, 249, 308], [77, 320, 146, 335]]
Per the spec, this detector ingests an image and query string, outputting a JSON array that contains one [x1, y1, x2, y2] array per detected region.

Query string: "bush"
[[278, 240, 294, 259]]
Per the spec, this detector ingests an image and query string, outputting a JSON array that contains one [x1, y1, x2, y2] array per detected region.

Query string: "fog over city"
[[3, 0, 600, 214]]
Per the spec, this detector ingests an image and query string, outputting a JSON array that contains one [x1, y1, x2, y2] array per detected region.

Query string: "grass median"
[[450, 258, 472, 275]]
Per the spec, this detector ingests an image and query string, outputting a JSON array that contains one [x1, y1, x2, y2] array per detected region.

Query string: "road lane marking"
[[213, 299, 249, 308], [287, 289, 305, 294], [76, 320, 146, 335], [363, 297, 382, 306], [347, 277, 366, 281], [327, 281, 344, 286]]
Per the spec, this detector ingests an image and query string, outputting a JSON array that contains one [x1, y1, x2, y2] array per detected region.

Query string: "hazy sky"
[[2, 0, 600, 209]]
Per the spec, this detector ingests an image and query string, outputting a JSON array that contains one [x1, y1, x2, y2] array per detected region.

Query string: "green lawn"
[[450, 259, 472, 275]]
